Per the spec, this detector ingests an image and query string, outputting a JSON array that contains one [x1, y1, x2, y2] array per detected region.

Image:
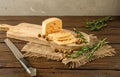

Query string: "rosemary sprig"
[[67, 45, 92, 58], [86, 39, 108, 59], [86, 16, 112, 31], [73, 28, 87, 43], [67, 39, 108, 59]]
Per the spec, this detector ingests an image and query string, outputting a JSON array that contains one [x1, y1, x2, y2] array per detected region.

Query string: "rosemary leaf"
[[67, 39, 108, 59], [73, 28, 87, 43], [87, 39, 108, 59], [67, 46, 91, 58], [86, 16, 112, 31]]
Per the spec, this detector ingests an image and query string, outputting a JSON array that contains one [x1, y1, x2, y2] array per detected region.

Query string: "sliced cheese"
[[54, 36, 78, 45], [47, 29, 79, 45], [42, 17, 62, 35], [57, 35, 75, 41], [47, 29, 71, 40]]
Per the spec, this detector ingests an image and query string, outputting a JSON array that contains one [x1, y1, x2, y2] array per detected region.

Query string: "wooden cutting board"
[[0, 23, 88, 51], [0, 23, 49, 44]]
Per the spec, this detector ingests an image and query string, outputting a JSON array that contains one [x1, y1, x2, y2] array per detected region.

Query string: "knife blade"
[[4, 38, 36, 76]]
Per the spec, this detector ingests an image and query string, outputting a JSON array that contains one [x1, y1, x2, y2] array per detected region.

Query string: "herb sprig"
[[73, 28, 87, 43], [86, 39, 108, 59], [86, 16, 112, 31], [67, 39, 108, 59]]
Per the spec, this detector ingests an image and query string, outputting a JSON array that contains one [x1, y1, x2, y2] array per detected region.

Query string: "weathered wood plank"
[[0, 43, 119, 70], [1, 55, 120, 70], [0, 68, 30, 77], [0, 68, 120, 77], [0, 16, 119, 28], [63, 28, 120, 35], [0, 26, 120, 35], [0, 43, 119, 53], [0, 16, 120, 77], [0, 43, 25, 52], [1, 33, 120, 43], [0, 26, 120, 43], [1, 27, 120, 35]]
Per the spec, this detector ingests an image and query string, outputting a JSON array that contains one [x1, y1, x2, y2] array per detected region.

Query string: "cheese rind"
[[42, 18, 62, 35]]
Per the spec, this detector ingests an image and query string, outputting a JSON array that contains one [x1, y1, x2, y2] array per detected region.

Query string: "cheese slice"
[[54, 36, 78, 45], [47, 29, 79, 45], [56, 35, 74, 41], [47, 29, 72, 40], [42, 17, 62, 35]]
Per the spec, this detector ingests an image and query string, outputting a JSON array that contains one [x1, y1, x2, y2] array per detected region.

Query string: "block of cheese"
[[47, 29, 72, 40], [42, 17, 62, 35]]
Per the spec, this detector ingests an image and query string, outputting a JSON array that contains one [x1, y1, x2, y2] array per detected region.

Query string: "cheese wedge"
[[42, 17, 62, 35]]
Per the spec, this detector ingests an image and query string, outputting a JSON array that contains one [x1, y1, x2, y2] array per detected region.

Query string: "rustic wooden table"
[[0, 16, 120, 77]]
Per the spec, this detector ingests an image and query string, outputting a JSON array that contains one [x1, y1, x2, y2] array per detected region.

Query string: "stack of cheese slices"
[[42, 18, 79, 45]]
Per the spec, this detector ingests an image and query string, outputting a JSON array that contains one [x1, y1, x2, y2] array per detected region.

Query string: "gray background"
[[0, 0, 120, 16]]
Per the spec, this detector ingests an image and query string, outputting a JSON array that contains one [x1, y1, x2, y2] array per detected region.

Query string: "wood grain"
[[1, 33, 120, 44], [0, 68, 120, 77], [0, 16, 120, 77]]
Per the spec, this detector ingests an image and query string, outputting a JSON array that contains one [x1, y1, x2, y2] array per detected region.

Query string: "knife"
[[4, 38, 36, 76]]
